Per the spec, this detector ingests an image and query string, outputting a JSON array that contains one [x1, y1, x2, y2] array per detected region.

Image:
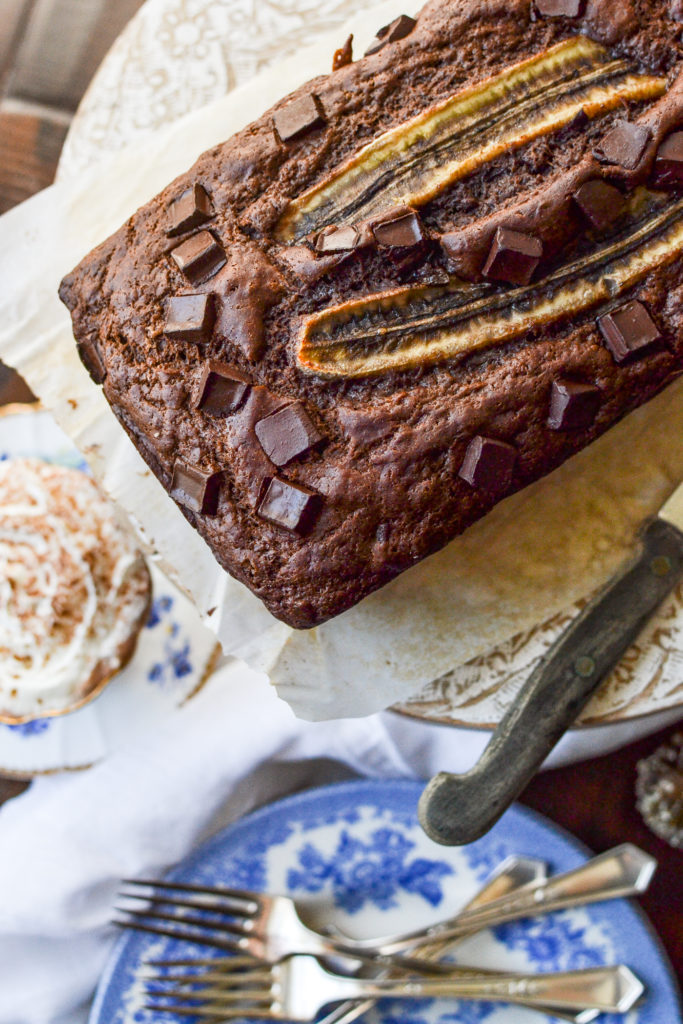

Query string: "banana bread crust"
[[60, 0, 683, 628]]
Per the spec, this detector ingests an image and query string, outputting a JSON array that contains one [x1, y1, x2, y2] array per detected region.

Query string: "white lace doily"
[[57, 0, 683, 727]]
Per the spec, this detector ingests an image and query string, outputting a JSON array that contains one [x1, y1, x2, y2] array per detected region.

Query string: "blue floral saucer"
[[90, 779, 681, 1024]]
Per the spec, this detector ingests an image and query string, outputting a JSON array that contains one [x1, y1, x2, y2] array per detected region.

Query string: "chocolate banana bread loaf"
[[60, 0, 683, 629]]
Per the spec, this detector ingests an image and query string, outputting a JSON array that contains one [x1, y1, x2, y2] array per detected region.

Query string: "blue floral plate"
[[90, 779, 681, 1024]]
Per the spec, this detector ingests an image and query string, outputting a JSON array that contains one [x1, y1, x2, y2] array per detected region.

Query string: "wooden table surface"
[[0, 0, 681, 994]]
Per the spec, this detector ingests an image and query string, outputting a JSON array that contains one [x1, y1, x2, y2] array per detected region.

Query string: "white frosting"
[[0, 459, 150, 720]]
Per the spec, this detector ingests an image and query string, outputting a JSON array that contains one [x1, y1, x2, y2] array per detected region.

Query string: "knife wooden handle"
[[418, 518, 683, 846]]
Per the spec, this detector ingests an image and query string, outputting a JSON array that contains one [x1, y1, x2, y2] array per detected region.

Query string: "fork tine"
[[114, 905, 253, 938], [123, 878, 262, 905], [113, 917, 246, 954], [145, 1004, 273, 1019], [118, 889, 256, 921], [145, 971, 273, 990], [146, 986, 275, 1008]]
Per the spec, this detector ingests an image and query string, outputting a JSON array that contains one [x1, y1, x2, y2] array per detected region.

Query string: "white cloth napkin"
[[0, 659, 679, 1024]]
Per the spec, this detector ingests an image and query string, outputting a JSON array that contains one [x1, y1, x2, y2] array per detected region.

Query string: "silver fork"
[[141, 953, 645, 1021], [136, 858, 592, 1024], [114, 843, 654, 962]]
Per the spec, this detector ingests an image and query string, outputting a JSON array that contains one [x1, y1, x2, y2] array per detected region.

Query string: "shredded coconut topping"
[[0, 459, 150, 719]]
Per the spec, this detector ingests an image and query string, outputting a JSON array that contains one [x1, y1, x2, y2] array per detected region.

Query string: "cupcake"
[[0, 458, 152, 723]]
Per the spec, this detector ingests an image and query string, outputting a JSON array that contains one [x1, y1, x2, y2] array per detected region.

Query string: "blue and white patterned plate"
[[0, 406, 219, 775], [90, 780, 681, 1024]]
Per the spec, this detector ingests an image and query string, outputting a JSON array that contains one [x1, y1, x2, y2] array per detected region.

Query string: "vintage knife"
[[419, 481, 683, 845]]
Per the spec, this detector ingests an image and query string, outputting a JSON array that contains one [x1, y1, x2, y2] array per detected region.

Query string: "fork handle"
[[372, 843, 655, 956], [343, 965, 642, 1015]]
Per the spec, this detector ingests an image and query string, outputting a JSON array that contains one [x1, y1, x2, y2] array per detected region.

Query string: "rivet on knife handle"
[[418, 517, 683, 846]]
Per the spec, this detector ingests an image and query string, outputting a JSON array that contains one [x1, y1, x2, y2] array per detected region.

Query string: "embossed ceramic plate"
[[0, 406, 219, 776], [57, 0, 683, 729], [90, 779, 680, 1024]]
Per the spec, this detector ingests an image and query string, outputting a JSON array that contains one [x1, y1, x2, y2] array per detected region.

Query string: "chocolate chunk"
[[563, 107, 590, 134], [333, 34, 353, 71], [458, 436, 517, 494], [164, 294, 215, 343], [533, 0, 584, 16], [194, 360, 250, 417], [170, 231, 227, 283], [482, 226, 542, 286], [171, 461, 221, 515], [257, 477, 320, 534], [255, 402, 323, 466], [597, 300, 662, 364], [316, 225, 359, 253], [273, 94, 326, 143], [594, 120, 651, 170], [548, 380, 601, 430], [653, 131, 683, 188], [572, 179, 626, 231], [167, 184, 214, 237], [373, 210, 425, 248], [365, 14, 417, 55]]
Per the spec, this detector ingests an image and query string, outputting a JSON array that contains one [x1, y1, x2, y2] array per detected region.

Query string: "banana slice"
[[298, 196, 683, 378], [277, 36, 665, 242]]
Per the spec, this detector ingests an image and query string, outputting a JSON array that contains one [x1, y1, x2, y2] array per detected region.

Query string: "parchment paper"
[[0, 0, 681, 720]]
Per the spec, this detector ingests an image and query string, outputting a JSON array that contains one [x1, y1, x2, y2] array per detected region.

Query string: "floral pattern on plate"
[[90, 780, 681, 1024]]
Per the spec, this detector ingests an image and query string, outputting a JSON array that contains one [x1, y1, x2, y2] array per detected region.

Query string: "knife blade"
[[419, 481, 683, 846]]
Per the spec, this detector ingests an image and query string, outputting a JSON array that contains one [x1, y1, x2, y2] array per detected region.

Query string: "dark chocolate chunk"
[[572, 179, 626, 231], [372, 210, 425, 248], [653, 131, 683, 188], [167, 184, 214, 237], [171, 461, 221, 515], [257, 477, 320, 534], [194, 360, 250, 417], [255, 402, 323, 466], [482, 226, 542, 286], [316, 225, 359, 253], [533, 0, 584, 16], [594, 120, 651, 170], [597, 300, 662, 364], [170, 231, 227, 283], [332, 34, 353, 71], [164, 293, 215, 343], [458, 436, 517, 494], [564, 107, 590, 133], [273, 94, 326, 143], [77, 338, 106, 384], [548, 380, 601, 430], [365, 14, 417, 55]]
